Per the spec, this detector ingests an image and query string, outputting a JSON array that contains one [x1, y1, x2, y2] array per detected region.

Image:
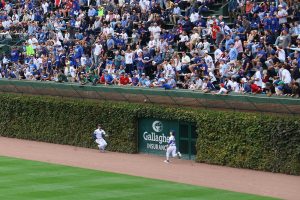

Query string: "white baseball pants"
[[166, 145, 177, 160], [95, 138, 107, 150]]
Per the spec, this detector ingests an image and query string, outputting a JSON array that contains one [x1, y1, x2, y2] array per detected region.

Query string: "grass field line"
[[0, 156, 277, 200]]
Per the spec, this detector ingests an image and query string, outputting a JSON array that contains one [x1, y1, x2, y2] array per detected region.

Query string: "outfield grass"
[[0, 156, 277, 200]]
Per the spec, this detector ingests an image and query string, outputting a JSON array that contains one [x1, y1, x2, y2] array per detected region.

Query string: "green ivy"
[[0, 94, 299, 175]]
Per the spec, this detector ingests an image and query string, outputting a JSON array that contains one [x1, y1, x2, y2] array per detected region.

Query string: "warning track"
[[0, 137, 299, 200]]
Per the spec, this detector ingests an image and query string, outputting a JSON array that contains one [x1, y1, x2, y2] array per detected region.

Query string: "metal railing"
[[0, 79, 300, 115]]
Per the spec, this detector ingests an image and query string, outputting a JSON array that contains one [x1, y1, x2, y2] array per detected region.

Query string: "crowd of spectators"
[[0, 0, 299, 97]]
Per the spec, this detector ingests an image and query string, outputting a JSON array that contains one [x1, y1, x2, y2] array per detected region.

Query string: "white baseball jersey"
[[168, 135, 176, 146], [94, 128, 106, 139]]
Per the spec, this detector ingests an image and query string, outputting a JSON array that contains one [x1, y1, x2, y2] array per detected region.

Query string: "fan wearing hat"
[[225, 34, 234, 51], [138, 73, 146, 87], [274, 80, 285, 95], [277, 5, 288, 25], [211, 21, 221, 44], [240, 78, 251, 94], [130, 71, 139, 86], [161, 75, 176, 90], [215, 82, 228, 95], [103, 69, 113, 85]]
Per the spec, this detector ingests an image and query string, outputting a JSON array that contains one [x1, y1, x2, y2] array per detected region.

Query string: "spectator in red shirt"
[[245, 1, 253, 14], [211, 22, 221, 44], [119, 73, 130, 86], [250, 80, 262, 94], [99, 74, 105, 84]]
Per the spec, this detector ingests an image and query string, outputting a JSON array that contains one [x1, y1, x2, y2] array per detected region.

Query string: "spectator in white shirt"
[[277, 5, 288, 25], [276, 46, 286, 62], [216, 83, 228, 94], [12, 12, 19, 25], [163, 60, 175, 78], [189, 76, 203, 90], [120, 30, 128, 44], [232, 78, 240, 92], [148, 35, 157, 49], [281, 65, 292, 84], [139, 0, 150, 12], [252, 67, 263, 87], [170, 3, 181, 24], [102, 24, 114, 36], [93, 40, 102, 64], [202, 38, 211, 53], [214, 45, 223, 63], [181, 52, 190, 74], [148, 23, 161, 40], [190, 11, 199, 23], [125, 47, 134, 72], [186, 28, 200, 51], [42, 2, 49, 15], [204, 51, 215, 72], [178, 31, 189, 51]]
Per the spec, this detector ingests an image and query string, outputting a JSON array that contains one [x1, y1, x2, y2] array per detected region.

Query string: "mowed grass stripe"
[[0, 156, 277, 200]]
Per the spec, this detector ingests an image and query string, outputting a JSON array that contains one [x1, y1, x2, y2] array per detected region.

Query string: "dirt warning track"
[[0, 137, 299, 200]]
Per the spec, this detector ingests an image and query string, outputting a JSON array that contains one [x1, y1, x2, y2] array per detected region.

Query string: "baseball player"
[[93, 124, 108, 152], [164, 131, 181, 163]]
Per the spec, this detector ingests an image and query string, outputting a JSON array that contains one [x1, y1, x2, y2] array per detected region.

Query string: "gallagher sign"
[[138, 119, 179, 156]]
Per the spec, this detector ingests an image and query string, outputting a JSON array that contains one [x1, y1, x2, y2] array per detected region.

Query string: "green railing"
[[0, 79, 300, 115]]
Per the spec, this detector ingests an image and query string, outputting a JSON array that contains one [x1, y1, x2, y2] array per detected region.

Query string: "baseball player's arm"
[[102, 130, 109, 137], [92, 131, 97, 140], [166, 139, 172, 148]]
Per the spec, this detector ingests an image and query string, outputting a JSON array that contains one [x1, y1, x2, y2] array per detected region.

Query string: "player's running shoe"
[[164, 160, 170, 163], [177, 152, 182, 159]]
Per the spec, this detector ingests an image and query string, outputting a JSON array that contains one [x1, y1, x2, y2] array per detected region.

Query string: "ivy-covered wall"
[[0, 94, 299, 175]]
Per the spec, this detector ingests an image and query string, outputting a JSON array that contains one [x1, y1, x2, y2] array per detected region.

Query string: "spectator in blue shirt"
[[75, 31, 84, 40], [10, 47, 19, 62], [88, 5, 97, 17], [236, 24, 246, 41], [225, 35, 234, 51], [138, 73, 147, 86], [135, 52, 145, 75], [74, 42, 83, 59], [263, 14, 271, 31], [229, 43, 238, 61], [153, 51, 163, 67], [270, 15, 280, 33], [131, 73, 139, 86], [103, 70, 113, 85]]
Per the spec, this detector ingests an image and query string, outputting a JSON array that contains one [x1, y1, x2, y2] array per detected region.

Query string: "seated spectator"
[[0, 0, 298, 100], [250, 80, 262, 94], [215, 83, 228, 95], [119, 73, 130, 86]]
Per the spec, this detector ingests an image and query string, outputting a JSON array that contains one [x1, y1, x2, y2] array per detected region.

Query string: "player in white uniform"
[[164, 131, 181, 163], [93, 124, 108, 152]]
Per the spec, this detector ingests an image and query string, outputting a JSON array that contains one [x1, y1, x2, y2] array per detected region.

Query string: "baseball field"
[[0, 156, 276, 200]]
